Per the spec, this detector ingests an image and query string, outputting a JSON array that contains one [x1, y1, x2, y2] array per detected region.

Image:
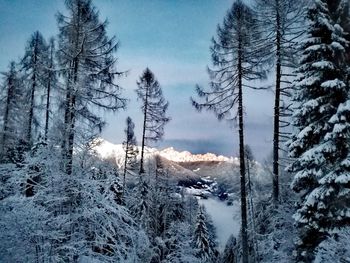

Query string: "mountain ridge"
[[93, 138, 239, 164]]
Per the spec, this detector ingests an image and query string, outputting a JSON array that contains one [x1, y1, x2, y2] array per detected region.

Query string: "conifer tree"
[[193, 206, 217, 262], [43, 38, 57, 141], [254, 0, 305, 203], [57, 0, 126, 175], [21, 31, 48, 147], [122, 117, 138, 194], [288, 0, 350, 261], [129, 178, 150, 231], [136, 68, 170, 174], [0, 62, 24, 162], [0, 141, 145, 262], [165, 222, 200, 263], [191, 1, 265, 261], [335, 0, 350, 75], [221, 235, 237, 263]]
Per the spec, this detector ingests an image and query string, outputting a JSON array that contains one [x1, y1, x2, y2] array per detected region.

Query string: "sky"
[[0, 0, 274, 161]]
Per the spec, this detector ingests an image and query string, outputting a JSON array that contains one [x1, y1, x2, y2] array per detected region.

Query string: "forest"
[[0, 0, 350, 262]]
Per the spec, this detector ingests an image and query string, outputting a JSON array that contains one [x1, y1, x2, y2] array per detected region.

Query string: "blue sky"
[[0, 0, 274, 161]]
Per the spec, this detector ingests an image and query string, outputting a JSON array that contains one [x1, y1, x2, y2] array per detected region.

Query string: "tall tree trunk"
[[27, 78, 36, 146], [66, 95, 76, 175], [247, 157, 259, 261], [65, 57, 78, 175], [27, 37, 38, 147], [44, 44, 54, 141], [273, 0, 282, 204], [63, 0, 81, 175], [27, 76, 36, 147], [61, 83, 71, 157], [238, 41, 248, 263], [44, 80, 51, 141], [1, 76, 13, 159], [123, 139, 129, 195], [140, 84, 149, 174]]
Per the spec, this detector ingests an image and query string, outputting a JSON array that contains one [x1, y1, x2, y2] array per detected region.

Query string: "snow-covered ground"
[[198, 198, 241, 251]]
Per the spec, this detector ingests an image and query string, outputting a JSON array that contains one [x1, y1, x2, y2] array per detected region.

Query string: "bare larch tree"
[[122, 116, 138, 193], [254, 0, 305, 203], [191, 1, 266, 262], [57, 0, 126, 175], [22, 31, 48, 147], [136, 68, 170, 174]]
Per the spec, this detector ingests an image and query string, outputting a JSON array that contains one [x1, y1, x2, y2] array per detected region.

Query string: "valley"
[[94, 139, 266, 250]]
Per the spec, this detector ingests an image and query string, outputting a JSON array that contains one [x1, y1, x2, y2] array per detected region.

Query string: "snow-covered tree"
[[0, 141, 148, 262], [193, 206, 217, 262], [288, 0, 350, 261], [0, 62, 25, 163], [129, 177, 150, 230], [185, 195, 200, 226], [43, 37, 57, 141], [21, 31, 48, 147], [136, 68, 170, 174], [164, 222, 200, 263], [335, 0, 350, 81], [244, 144, 260, 260], [57, 0, 126, 175], [254, 197, 297, 262], [314, 228, 350, 263], [122, 116, 138, 194], [221, 234, 237, 263]]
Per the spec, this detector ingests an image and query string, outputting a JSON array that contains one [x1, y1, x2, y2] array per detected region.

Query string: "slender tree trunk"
[[273, 0, 282, 204], [64, 55, 78, 176], [247, 158, 259, 262], [123, 139, 129, 195], [61, 83, 71, 155], [66, 94, 76, 175], [238, 41, 248, 263], [44, 45, 54, 141], [64, 0, 80, 175], [35, 242, 39, 263], [1, 77, 13, 159], [27, 66, 37, 147], [65, 57, 78, 175], [27, 78, 36, 146], [44, 80, 51, 141], [27, 33, 39, 147], [140, 85, 149, 174]]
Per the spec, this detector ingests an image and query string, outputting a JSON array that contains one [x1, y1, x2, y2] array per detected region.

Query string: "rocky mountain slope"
[[93, 138, 268, 199]]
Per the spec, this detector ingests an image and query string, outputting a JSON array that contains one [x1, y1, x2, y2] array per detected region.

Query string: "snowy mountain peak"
[[93, 138, 236, 164], [158, 146, 234, 163], [93, 139, 125, 159]]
